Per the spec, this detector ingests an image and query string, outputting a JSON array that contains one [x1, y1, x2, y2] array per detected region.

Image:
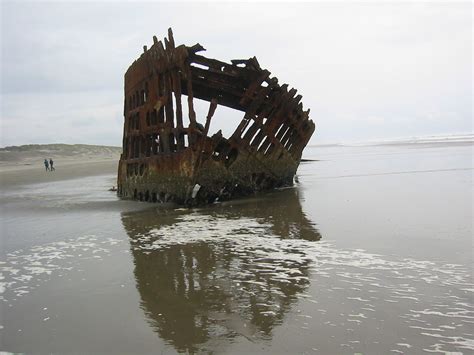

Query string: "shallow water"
[[1, 143, 473, 354]]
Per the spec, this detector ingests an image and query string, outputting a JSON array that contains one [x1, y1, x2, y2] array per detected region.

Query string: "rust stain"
[[117, 28, 315, 205]]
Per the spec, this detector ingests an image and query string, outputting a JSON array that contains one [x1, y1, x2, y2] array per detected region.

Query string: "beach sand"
[[1, 140, 473, 354], [0, 159, 119, 187], [0, 144, 120, 187]]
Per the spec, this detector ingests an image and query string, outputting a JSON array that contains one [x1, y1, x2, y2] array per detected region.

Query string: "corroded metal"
[[117, 28, 315, 205]]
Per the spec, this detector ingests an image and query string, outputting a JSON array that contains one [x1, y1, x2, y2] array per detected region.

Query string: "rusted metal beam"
[[117, 28, 315, 205]]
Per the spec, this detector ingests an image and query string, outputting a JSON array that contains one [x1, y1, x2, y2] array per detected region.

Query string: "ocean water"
[[0, 141, 473, 354]]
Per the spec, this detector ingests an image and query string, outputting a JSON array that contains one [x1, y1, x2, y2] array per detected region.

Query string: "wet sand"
[[0, 159, 119, 187], [1, 141, 473, 354]]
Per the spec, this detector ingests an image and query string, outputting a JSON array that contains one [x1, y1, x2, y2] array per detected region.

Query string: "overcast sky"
[[1, 1, 472, 147]]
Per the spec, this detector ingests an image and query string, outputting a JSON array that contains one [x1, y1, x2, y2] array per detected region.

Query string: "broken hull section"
[[117, 29, 315, 205]]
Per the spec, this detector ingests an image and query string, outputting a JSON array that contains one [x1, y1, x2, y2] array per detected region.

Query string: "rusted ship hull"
[[117, 29, 315, 205]]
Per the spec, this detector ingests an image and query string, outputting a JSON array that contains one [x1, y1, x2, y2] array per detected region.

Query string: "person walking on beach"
[[49, 158, 55, 171], [44, 159, 50, 171]]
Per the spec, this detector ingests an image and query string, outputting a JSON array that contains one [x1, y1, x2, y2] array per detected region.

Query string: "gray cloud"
[[1, 1, 472, 147]]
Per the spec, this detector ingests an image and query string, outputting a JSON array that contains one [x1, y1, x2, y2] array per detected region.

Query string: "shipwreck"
[[117, 29, 315, 205]]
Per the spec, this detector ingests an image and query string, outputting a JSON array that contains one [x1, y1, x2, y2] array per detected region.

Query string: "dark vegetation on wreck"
[[117, 28, 315, 205]]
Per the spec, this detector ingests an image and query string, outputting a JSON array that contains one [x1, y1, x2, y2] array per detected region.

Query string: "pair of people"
[[44, 158, 55, 171]]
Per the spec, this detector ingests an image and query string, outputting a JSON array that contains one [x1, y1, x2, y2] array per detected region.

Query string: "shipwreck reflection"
[[121, 188, 321, 353]]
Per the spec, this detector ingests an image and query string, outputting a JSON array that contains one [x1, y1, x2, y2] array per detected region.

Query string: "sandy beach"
[[0, 144, 120, 187], [0, 159, 119, 187], [1, 140, 473, 354]]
